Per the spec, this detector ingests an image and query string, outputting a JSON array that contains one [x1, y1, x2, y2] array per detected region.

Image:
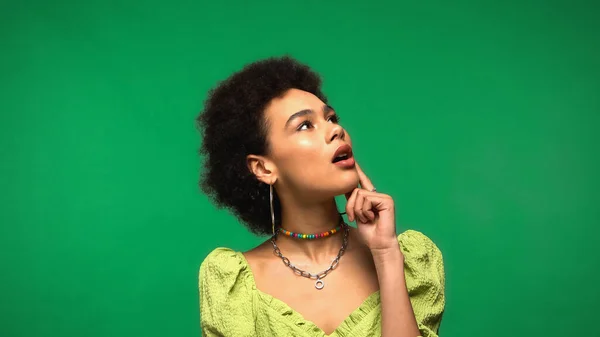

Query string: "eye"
[[327, 114, 340, 123], [297, 120, 313, 131]]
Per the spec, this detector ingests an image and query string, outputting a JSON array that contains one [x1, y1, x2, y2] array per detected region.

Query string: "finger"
[[355, 163, 375, 192], [362, 197, 376, 221], [363, 194, 394, 215], [345, 188, 360, 222], [354, 190, 368, 223]]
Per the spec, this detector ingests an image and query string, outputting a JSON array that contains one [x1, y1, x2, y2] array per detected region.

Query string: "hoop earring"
[[270, 184, 275, 236]]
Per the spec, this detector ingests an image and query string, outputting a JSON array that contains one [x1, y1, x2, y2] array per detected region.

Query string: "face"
[[253, 88, 359, 199]]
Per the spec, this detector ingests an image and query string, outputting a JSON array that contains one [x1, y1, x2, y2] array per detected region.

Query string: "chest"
[[255, 252, 379, 335]]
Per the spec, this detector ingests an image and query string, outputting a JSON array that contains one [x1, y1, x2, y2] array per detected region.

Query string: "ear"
[[246, 154, 277, 185]]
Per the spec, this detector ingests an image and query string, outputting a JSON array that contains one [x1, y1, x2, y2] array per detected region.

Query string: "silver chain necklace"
[[270, 222, 349, 290]]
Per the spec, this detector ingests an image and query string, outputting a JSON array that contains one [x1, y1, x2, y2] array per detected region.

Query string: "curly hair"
[[196, 56, 328, 236]]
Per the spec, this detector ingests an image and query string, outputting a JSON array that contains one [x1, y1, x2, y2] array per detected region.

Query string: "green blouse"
[[199, 229, 445, 337]]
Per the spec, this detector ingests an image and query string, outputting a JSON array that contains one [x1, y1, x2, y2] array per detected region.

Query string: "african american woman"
[[197, 56, 445, 337]]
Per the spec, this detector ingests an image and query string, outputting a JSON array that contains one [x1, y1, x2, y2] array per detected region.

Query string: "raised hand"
[[345, 163, 398, 251]]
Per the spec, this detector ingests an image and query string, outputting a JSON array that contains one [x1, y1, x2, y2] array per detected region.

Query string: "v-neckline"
[[237, 251, 381, 337]]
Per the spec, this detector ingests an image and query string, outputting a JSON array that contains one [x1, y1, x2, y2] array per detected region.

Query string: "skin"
[[244, 89, 420, 336]]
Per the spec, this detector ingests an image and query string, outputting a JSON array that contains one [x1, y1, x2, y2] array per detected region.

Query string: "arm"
[[372, 243, 422, 337], [345, 164, 444, 336], [374, 231, 446, 337]]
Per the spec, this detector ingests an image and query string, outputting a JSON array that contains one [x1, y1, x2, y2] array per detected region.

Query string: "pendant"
[[315, 278, 324, 290]]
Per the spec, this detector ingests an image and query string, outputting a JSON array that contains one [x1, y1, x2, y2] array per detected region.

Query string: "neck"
[[276, 197, 346, 262]]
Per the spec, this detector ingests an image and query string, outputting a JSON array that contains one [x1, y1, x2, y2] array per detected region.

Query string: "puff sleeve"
[[199, 248, 256, 337], [398, 230, 446, 337]]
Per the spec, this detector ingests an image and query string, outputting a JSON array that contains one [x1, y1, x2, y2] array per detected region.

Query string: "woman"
[[197, 56, 445, 337]]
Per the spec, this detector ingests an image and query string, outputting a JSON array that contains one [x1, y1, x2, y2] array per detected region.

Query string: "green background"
[[1, 0, 598, 336]]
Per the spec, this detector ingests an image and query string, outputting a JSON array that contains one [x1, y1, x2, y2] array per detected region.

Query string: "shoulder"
[[200, 247, 240, 274], [199, 247, 252, 293], [397, 229, 443, 261]]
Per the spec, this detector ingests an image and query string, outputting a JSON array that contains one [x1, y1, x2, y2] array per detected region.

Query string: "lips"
[[332, 144, 353, 163]]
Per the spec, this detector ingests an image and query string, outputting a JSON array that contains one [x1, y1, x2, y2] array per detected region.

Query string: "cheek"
[[296, 138, 319, 152], [272, 138, 327, 179], [278, 138, 322, 166]]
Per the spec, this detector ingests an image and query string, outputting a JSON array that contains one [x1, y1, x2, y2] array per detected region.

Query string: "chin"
[[332, 171, 360, 195]]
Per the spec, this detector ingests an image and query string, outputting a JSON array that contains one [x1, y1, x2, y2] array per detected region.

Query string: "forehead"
[[264, 89, 324, 121]]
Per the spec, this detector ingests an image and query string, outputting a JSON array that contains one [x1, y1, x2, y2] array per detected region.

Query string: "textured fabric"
[[199, 229, 445, 337]]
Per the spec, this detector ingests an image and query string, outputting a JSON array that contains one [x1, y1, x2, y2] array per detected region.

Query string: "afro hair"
[[196, 56, 328, 235]]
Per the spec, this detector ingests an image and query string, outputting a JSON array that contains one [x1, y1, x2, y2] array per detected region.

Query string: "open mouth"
[[332, 153, 351, 163], [331, 144, 354, 164]]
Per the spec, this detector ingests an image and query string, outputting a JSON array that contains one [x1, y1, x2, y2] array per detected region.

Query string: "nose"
[[328, 124, 345, 143]]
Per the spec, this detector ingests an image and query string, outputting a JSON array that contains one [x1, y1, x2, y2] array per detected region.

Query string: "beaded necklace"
[[278, 225, 342, 239]]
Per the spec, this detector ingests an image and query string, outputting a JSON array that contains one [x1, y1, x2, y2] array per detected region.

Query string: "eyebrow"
[[284, 105, 335, 128]]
